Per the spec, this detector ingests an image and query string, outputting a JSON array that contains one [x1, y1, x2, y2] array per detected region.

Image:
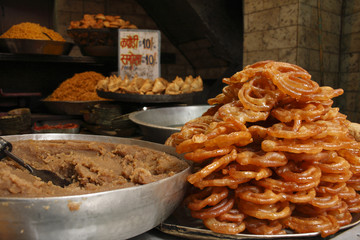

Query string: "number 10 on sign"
[[118, 29, 161, 80]]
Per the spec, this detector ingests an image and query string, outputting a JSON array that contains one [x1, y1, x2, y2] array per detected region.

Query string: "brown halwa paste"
[[0, 140, 188, 197]]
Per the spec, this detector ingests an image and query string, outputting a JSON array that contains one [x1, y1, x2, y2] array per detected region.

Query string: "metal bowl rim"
[[129, 110, 178, 131], [0, 38, 74, 45], [0, 133, 190, 201], [129, 105, 211, 131]]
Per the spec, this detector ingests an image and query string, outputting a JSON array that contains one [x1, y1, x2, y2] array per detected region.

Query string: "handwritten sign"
[[118, 29, 160, 79]]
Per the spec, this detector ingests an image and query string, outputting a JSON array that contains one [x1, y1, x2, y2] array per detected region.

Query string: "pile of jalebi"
[[165, 60, 360, 237]]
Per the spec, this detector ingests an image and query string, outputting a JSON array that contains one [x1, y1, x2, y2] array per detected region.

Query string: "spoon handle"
[[0, 137, 33, 173], [0, 136, 12, 159]]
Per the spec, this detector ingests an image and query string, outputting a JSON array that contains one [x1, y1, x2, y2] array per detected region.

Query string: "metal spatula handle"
[[0, 137, 33, 173], [0, 137, 71, 187], [0, 137, 11, 159]]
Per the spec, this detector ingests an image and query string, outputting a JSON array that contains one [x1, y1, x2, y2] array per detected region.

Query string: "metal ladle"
[[0, 137, 71, 187]]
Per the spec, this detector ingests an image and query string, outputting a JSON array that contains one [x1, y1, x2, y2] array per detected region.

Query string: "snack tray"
[[157, 205, 360, 239], [97, 90, 200, 103]]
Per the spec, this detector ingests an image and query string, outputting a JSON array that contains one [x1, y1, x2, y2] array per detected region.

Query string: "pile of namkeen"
[[97, 74, 203, 95], [0, 140, 188, 197], [69, 14, 137, 29], [0, 22, 65, 41], [166, 60, 360, 237], [46, 71, 107, 101]]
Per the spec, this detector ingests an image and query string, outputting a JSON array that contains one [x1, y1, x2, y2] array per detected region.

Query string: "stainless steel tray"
[[158, 205, 360, 239], [0, 134, 191, 240], [0, 38, 73, 55]]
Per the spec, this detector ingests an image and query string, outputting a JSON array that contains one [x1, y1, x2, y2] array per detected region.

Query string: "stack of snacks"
[[46, 71, 107, 101], [97, 75, 203, 95], [166, 61, 360, 237], [0, 22, 65, 41], [69, 14, 137, 29]]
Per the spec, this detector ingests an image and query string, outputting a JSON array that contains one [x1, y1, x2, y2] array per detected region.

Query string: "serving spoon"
[[0, 137, 71, 187], [42, 32, 53, 40]]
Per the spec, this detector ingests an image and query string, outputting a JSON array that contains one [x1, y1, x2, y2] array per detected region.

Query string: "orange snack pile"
[[165, 60, 360, 237], [46, 71, 107, 101], [0, 22, 65, 41], [69, 14, 137, 29]]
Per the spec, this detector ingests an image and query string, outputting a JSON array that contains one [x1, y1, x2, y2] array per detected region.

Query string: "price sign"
[[118, 29, 161, 79]]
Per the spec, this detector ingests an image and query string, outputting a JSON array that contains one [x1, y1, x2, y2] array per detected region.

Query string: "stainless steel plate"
[[129, 105, 212, 143], [0, 134, 191, 240], [0, 38, 73, 55], [158, 205, 360, 239]]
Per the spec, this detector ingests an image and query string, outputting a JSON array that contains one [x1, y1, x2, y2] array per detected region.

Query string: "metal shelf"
[[0, 53, 117, 65]]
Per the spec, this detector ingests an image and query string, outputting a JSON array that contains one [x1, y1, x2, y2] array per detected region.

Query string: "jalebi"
[[165, 60, 360, 237]]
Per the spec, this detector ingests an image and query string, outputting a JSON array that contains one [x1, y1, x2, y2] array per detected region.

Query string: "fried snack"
[[46, 71, 107, 101], [0, 22, 65, 41], [69, 14, 137, 29], [349, 122, 360, 142], [166, 60, 360, 237], [96, 74, 203, 95], [152, 77, 168, 93]]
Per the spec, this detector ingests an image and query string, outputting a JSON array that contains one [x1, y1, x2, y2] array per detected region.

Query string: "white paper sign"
[[118, 29, 161, 79]]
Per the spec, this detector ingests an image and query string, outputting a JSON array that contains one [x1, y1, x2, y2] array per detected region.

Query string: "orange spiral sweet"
[[165, 61, 360, 237]]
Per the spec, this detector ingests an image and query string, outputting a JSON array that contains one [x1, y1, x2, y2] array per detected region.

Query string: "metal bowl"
[[129, 105, 212, 143], [67, 29, 117, 57], [0, 134, 191, 240], [0, 38, 73, 55], [67, 28, 118, 46]]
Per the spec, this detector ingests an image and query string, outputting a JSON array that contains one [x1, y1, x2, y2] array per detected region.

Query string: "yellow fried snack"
[[97, 75, 203, 95], [69, 14, 137, 29], [0, 22, 65, 41]]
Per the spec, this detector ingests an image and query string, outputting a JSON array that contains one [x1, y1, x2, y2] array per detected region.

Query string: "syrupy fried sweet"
[[0, 140, 188, 197], [166, 61, 360, 237]]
